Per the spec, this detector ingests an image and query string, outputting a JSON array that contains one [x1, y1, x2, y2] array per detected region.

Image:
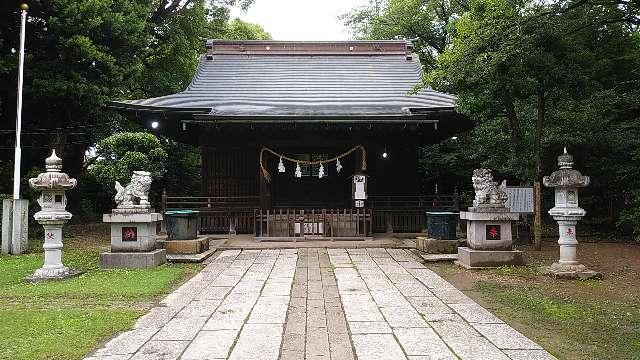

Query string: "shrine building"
[[110, 40, 470, 240]]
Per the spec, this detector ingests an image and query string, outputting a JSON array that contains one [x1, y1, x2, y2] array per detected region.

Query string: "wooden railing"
[[369, 195, 458, 233], [368, 195, 458, 210], [255, 208, 372, 241], [163, 195, 259, 234], [162, 194, 458, 235]]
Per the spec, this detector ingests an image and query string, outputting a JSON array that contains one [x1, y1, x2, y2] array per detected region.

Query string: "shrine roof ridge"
[[109, 38, 458, 118], [204, 39, 413, 56]]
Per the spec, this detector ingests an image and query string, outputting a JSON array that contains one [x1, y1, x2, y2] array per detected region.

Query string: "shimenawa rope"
[[259, 145, 366, 182]]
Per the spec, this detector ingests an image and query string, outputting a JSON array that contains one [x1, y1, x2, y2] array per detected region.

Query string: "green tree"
[[343, 0, 468, 70], [429, 0, 640, 240], [88, 132, 167, 189], [0, 0, 262, 178], [225, 18, 272, 40], [347, 0, 640, 239]]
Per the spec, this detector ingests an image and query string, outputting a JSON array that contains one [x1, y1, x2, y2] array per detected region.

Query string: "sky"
[[229, 0, 370, 41]]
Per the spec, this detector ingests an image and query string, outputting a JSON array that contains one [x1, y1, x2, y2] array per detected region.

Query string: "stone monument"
[[457, 168, 523, 268], [26, 150, 80, 281], [101, 171, 165, 268], [543, 148, 601, 279]]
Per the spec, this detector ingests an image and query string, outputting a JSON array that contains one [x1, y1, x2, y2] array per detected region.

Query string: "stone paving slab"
[[86, 248, 555, 360]]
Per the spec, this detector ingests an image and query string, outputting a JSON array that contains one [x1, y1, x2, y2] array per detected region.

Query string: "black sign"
[[122, 227, 138, 242], [486, 225, 501, 240]]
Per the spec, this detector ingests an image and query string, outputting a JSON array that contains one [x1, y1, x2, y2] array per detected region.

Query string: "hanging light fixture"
[[336, 158, 342, 173], [278, 157, 285, 173], [295, 163, 302, 178], [318, 163, 325, 179]]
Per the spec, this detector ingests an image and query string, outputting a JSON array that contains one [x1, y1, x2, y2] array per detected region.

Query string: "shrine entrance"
[[254, 145, 371, 240], [265, 146, 362, 209]]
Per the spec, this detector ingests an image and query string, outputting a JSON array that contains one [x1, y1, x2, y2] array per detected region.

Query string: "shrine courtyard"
[[0, 224, 638, 360]]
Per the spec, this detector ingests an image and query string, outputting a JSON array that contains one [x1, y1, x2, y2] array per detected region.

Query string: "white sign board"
[[353, 175, 367, 200], [506, 187, 534, 213], [295, 222, 323, 235]]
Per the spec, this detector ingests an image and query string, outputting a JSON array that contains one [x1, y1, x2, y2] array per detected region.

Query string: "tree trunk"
[[533, 90, 545, 251], [503, 95, 521, 161]]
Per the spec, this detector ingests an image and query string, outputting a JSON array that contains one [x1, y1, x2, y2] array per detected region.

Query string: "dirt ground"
[[427, 239, 640, 360], [64, 223, 111, 249], [432, 240, 640, 303]]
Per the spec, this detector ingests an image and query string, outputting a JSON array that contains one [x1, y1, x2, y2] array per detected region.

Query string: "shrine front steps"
[[157, 236, 217, 263]]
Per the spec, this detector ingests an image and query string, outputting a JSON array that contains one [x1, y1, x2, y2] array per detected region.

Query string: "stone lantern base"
[[543, 263, 602, 280], [25, 218, 83, 282], [25, 268, 83, 283]]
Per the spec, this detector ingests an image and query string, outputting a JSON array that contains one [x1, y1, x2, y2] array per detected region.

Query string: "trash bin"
[[164, 210, 200, 240], [426, 211, 458, 240]]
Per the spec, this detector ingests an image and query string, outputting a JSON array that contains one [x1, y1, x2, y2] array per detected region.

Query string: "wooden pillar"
[[385, 212, 394, 233]]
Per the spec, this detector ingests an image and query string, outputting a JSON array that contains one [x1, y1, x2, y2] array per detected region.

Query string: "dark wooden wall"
[[201, 141, 421, 207], [201, 146, 259, 199]]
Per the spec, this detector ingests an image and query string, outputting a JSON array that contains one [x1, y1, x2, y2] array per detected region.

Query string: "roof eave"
[[188, 113, 444, 124]]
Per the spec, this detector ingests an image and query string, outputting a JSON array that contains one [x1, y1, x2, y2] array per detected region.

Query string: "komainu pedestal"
[[100, 171, 165, 269], [457, 169, 523, 269]]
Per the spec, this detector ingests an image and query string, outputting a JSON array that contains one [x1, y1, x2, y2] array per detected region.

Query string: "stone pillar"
[[32, 220, 69, 278], [542, 148, 601, 279], [2, 198, 28, 255], [26, 150, 79, 281], [556, 219, 579, 265]]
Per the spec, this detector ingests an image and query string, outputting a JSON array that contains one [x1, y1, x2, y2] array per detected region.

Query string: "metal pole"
[[13, 4, 27, 200], [11, 4, 28, 254]]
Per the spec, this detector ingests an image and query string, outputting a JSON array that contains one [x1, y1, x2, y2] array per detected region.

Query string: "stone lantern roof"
[[28, 150, 77, 190], [45, 150, 63, 171], [543, 148, 590, 188]]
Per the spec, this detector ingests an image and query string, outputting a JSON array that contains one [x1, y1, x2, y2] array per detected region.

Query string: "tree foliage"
[[225, 18, 272, 40], [344, 0, 469, 70], [0, 0, 271, 214], [0, 0, 267, 175], [88, 132, 167, 189], [346, 0, 640, 237]]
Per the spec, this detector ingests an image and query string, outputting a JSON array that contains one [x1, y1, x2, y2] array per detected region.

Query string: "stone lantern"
[[27, 150, 78, 281], [543, 148, 600, 279]]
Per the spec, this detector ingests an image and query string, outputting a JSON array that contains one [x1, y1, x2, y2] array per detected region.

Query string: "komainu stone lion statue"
[[114, 171, 152, 208], [472, 168, 508, 207]]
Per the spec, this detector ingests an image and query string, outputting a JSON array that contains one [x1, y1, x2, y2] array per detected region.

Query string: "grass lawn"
[[427, 241, 640, 360], [0, 224, 203, 360]]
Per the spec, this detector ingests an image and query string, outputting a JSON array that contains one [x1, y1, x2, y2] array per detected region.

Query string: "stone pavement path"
[[86, 248, 556, 360]]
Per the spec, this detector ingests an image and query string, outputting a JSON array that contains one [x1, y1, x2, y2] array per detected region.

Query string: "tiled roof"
[[111, 40, 457, 117]]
